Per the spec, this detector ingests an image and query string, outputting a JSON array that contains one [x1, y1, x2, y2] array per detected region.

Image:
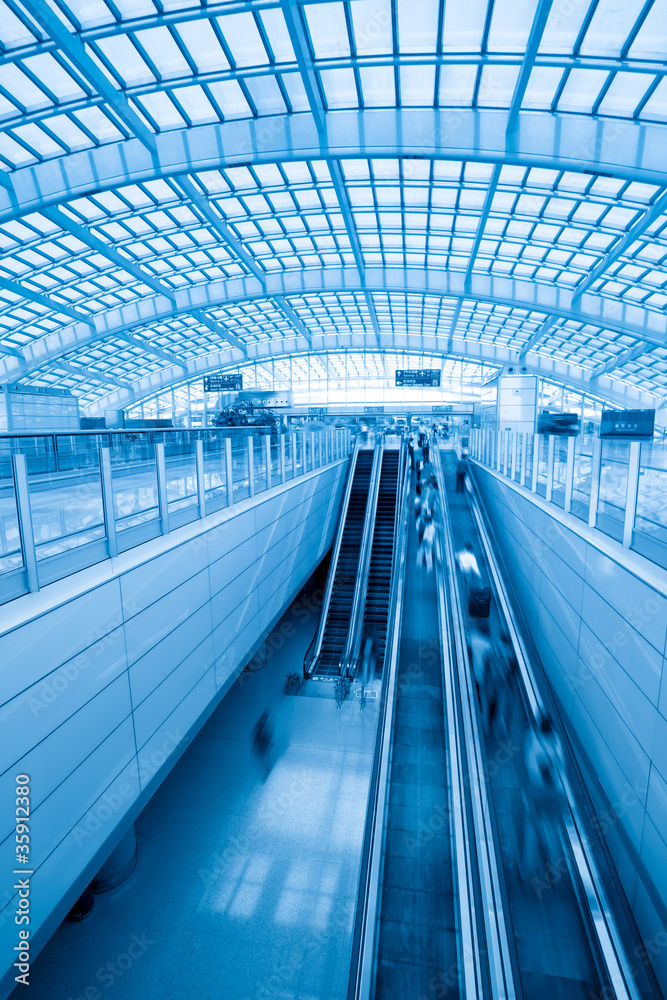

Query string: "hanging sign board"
[[308, 406, 328, 415], [432, 405, 453, 412], [364, 405, 384, 413], [600, 409, 655, 439], [204, 374, 243, 392], [395, 369, 441, 387]]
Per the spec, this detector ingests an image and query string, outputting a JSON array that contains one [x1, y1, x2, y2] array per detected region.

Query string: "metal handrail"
[[433, 444, 518, 1000], [303, 438, 361, 676], [340, 442, 384, 678], [346, 450, 411, 1000], [465, 471, 642, 1000]]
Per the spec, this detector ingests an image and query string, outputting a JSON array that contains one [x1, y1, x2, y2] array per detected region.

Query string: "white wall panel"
[[0, 459, 348, 996]]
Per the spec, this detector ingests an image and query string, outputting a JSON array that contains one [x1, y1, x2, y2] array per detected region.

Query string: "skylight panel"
[[0, 133, 35, 168], [638, 78, 667, 122], [259, 9, 296, 63], [207, 81, 252, 119], [0, 64, 52, 113], [359, 66, 396, 106], [174, 20, 230, 73], [0, 2, 39, 49], [557, 69, 608, 113], [598, 73, 654, 117], [628, 0, 667, 60], [350, 0, 393, 55], [244, 76, 287, 116], [138, 91, 186, 129], [539, 0, 593, 54], [521, 66, 564, 109], [321, 67, 358, 107], [398, 0, 439, 52], [173, 85, 218, 125], [304, 3, 351, 59], [400, 66, 435, 105], [477, 65, 520, 106], [217, 13, 269, 67], [442, 0, 489, 52], [487, 0, 538, 51], [73, 106, 124, 142], [439, 65, 477, 105], [95, 34, 155, 87], [580, 0, 648, 58], [281, 72, 310, 111]]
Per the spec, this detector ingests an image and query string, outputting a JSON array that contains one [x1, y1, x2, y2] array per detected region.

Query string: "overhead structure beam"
[[42, 206, 177, 301], [506, 0, 556, 137], [0, 342, 24, 360], [274, 297, 312, 347], [572, 188, 667, 302], [591, 342, 650, 379], [279, 0, 326, 134], [193, 310, 248, 355], [24, 0, 157, 154], [115, 332, 189, 370], [176, 175, 267, 285], [0, 275, 93, 327], [518, 316, 557, 360], [53, 361, 133, 390], [464, 164, 502, 290], [447, 300, 464, 353]]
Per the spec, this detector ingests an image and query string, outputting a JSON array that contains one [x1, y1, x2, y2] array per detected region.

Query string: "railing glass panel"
[[0, 464, 22, 573], [535, 435, 549, 497], [111, 437, 159, 532], [30, 447, 105, 560], [572, 436, 594, 521], [203, 433, 228, 507], [633, 443, 667, 568], [597, 439, 629, 542]]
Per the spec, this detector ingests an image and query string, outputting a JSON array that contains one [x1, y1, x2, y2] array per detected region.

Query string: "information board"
[[432, 404, 453, 412], [364, 405, 384, 413], [395, 369, 441, 387], [204, 374, 243, 392], [600, 409, 655, 439], [308, 406, 328, 415]]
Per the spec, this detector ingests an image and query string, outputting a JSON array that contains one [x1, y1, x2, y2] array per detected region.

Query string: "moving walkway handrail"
[[340, 443, 384, 678], [464, 470, 643, 1000], [304, 438, 360, 676], [346, 450, 411, 1000], [433, 444, 518, 1000]]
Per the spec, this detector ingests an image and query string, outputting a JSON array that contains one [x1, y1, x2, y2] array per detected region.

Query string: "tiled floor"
[[15, 581, 379, 1000]]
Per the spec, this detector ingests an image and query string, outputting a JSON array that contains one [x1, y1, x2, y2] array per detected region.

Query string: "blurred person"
[[521, 714, 566, 876], [417, 515, 436, 573], [456, 454, 469, 493], [413, 441, 424, 483], [251, 710, 274, 782], [408, 433, 415, 470], [423, 432, 430, 465], [414, 481, 422, 525], [468, 621, 494, 727], [456, 541, 481, 602]]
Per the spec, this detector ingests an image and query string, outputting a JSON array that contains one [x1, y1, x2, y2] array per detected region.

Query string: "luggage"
[[469, 585, 491, 617]]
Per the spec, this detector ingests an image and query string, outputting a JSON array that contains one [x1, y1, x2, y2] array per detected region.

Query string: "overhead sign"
[[364, 405, 384, 413], [308, 406, 328, 415], [432, 405, 453, 412], [395, 369, 441, 387], [600, 409, 655, 439], [204, 374, 243, 392]]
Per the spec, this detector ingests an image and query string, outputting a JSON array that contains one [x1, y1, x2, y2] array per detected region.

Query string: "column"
[[588, 438, 602, 528], [623, 441, 641, 548], [248, 436, 255, 497]]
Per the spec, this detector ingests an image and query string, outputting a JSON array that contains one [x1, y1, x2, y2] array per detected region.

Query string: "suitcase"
[[469, 585, 491, 617]]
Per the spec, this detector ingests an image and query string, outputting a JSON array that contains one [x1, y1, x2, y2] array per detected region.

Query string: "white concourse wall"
[[0, 460, 348, 999]]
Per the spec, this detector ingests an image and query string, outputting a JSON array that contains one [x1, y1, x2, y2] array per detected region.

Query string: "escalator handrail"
[[340, 442, 384, 678], [346, 449, 412, 1000], [304, 438, 361, 676], [464, 468, 643, 1000], [433, 444, 519, 1000]]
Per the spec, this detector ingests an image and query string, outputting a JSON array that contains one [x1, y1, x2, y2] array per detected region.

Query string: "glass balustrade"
[[0, 427, 351, 604]]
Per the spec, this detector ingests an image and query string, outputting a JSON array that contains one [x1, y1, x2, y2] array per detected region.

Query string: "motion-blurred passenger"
[[251, 711, 274, 782], [521, 714, 566, 876], [469, 621, 494, 728], [456, 541, 481, 603], [455, 454, 468, 492], [417, 515, 436, 573]]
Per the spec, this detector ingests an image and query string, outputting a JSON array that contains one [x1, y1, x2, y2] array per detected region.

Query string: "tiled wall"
[[473, 463, 667, 989], [0, 461, 347, 993]]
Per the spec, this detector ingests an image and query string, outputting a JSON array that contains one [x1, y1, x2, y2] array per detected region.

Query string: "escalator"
[[307, 448, 376, 678], [360, 450, 401, 677]]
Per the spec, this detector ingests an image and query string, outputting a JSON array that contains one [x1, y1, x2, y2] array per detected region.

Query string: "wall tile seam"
[[573, 689, 652, 805], [250, 498, 339, 560], [0, 627, 129, 712], [473, 461, 667, 598], [579, 573, 666, 661], [640, 786, 667, 859], [0, 666, 134, 781], [577, 619, 663, 715], [0, 718, 136, 849], [129, 631, 216, 712], [0, 465, 347, 635], [134, 667, 217, 756], [536, 559, 585, 623]]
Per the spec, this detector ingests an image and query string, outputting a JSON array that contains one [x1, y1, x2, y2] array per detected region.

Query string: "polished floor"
[[16, 580, 379, 1000]]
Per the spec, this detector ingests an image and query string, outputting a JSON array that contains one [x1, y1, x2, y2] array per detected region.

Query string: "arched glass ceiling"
[[0, 0, 665, 416]]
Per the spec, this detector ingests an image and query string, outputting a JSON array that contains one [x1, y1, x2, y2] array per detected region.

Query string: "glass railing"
[[469, 427, 666, 572], [0, 426, 351, 605]]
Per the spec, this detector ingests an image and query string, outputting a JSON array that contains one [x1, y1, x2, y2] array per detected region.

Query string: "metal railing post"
[[531, 434, 539, 492], [503, 430, 510, 475], [248, 436, 255, 497], [264, 434, 272, 490], [280, 434, 286, 484], [301, 430, 307, 473], [520, 433, 528, 487], [12, 453, 39, 593], [564, 436, 575, 513], [195, 439, 206, 519], [155, 442, 169, 535], [312, 431, 317, 469], [623, 441, 641, 548], [225, 437, 234, 507], [99, 446, 118, 558], [511, 431, 518, 481], [545, 435, 555, 502], [291, 432, 297, 477], [588, 437, 602, 527]]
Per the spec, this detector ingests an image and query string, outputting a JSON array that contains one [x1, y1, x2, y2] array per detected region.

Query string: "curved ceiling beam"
[[2, 109, 665, 224], [82, 342, 657, 418], [1, 268, 664, 385]]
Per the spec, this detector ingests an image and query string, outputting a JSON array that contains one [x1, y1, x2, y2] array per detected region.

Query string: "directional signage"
[[395, 369, 441, 387], [432, 404, 453, 412], [308, 406, 328, 414], [364, 405, 384, 413], [204, 374, 243, 392]]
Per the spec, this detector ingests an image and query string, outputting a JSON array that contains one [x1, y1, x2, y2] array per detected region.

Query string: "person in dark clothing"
[[252, 711, 274, 781], [423, 436, 430, 465], [455, 455, 468, 492], [408, 437, 414, 470]]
